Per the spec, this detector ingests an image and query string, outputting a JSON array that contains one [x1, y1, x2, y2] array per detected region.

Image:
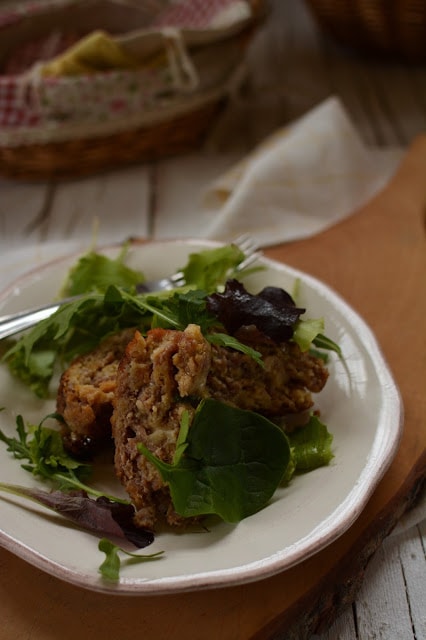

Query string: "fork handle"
[[0, 303, 61, 340], [0, 297, 80, 341]]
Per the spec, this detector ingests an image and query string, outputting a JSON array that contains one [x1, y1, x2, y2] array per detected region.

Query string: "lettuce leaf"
[[182, 244, 246, 290], [60, 245, 145, 296], [288, 414, 334, 472], [139, 399, 291, 523]]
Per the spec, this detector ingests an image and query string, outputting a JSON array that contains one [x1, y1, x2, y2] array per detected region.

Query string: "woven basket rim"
[[306, 0, 426, 61]]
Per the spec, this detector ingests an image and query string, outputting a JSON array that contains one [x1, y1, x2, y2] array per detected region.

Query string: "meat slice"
[[57, 328, 136, 457], [111, 324, 211, 530], [111, 324, 329, 530], [206, 327, 328, 418]]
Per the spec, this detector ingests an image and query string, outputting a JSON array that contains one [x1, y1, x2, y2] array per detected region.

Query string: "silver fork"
[[0, 235, 261, 341]]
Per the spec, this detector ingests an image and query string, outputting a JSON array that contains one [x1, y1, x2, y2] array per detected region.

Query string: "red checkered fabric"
[[3, 30, 80, 75], [0, 78, 40, 127], [0, 25, 80, 127], [153, 0, 239, 28]]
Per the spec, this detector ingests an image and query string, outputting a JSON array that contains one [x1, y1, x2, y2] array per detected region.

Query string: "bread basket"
[[0, 0, 265, 180], [305, 0, 426, 62]]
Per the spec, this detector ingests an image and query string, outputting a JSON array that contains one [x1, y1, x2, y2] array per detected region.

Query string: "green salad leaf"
[[312, 333, 342, 359], [98, 538, 164, 582], [288, 414, 334, 471], [0, 412, 126, 503], [293, 318, 325, 352], [2, 245, 341, 398], [2, 284, 266, 397], [182, 244, 246, 290], [138, 402, 335, 524], [60, 244, 145, 296], [138, 399, 291, 523]]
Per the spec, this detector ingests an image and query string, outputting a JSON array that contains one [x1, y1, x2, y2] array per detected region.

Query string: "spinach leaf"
[[139, 399, 291, 523]]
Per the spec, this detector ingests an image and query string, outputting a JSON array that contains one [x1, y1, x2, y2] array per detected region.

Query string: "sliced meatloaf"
[[57, 327, 136, 457], [111, 324, 211, 530], [111, 323, 328, 530]]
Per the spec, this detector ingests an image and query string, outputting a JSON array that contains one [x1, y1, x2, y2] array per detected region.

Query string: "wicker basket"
[[305, 0, 426, 62], [0, 0, 265, 180]]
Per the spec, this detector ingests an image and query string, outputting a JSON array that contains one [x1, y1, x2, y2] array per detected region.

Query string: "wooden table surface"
[[0, 1, 425, 639]]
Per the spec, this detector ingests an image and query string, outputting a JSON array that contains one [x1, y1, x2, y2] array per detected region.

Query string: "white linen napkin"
[[202, 97, 403, 247]]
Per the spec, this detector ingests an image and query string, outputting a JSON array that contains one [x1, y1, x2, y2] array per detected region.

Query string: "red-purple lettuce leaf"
[[0, 483, 153, 548], [206, 280, 305, 342]]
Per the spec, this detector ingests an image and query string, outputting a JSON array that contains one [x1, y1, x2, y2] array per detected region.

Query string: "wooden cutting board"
[[0, 137, 425, 640]]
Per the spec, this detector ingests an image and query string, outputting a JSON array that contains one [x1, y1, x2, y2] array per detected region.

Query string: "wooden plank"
[[398, 526, 426, 640], [355, 538, 415, 639], [243, 0, 330, 144], [46, 166, 152, 246], [316, 509, 426, 640], [319, 42, 387, 146], [311, 606, 357, 640], [367, 63, 426, 145], [0, 179, 49, 248], [204, 0, 332, 154]]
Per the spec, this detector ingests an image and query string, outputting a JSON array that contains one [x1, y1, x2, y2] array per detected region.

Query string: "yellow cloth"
[[41, 30, 140, 77]]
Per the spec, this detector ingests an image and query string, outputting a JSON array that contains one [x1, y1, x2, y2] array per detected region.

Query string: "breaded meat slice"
[[57, 327, 136, 458], [112, 324, 211, 530], [207, 326, 328, 420], [112, 324, 328, 530]]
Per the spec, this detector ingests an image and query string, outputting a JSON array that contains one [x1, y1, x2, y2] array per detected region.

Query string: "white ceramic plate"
[[0, 240, 402, 595]]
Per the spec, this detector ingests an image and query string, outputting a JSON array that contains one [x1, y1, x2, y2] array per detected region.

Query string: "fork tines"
[[233, 233, 258, 255], [232, 234, 262, 272]]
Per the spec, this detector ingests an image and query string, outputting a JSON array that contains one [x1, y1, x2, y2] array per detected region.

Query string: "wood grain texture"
[[0, 132, 424, 640]]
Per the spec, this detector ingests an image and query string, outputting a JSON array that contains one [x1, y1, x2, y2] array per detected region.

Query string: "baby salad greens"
[[60, 241, 249, 297], [60, 243, 146, 297], [1, 243, 256, 397], [0, 411, 154, 549], [139, 399, 333, 524], [2, 244, 339, 398], [98, 539, 164, 582], [0, 412, 111, 499], [140, 399, 291, 523], [0, 242, 339, 581]]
